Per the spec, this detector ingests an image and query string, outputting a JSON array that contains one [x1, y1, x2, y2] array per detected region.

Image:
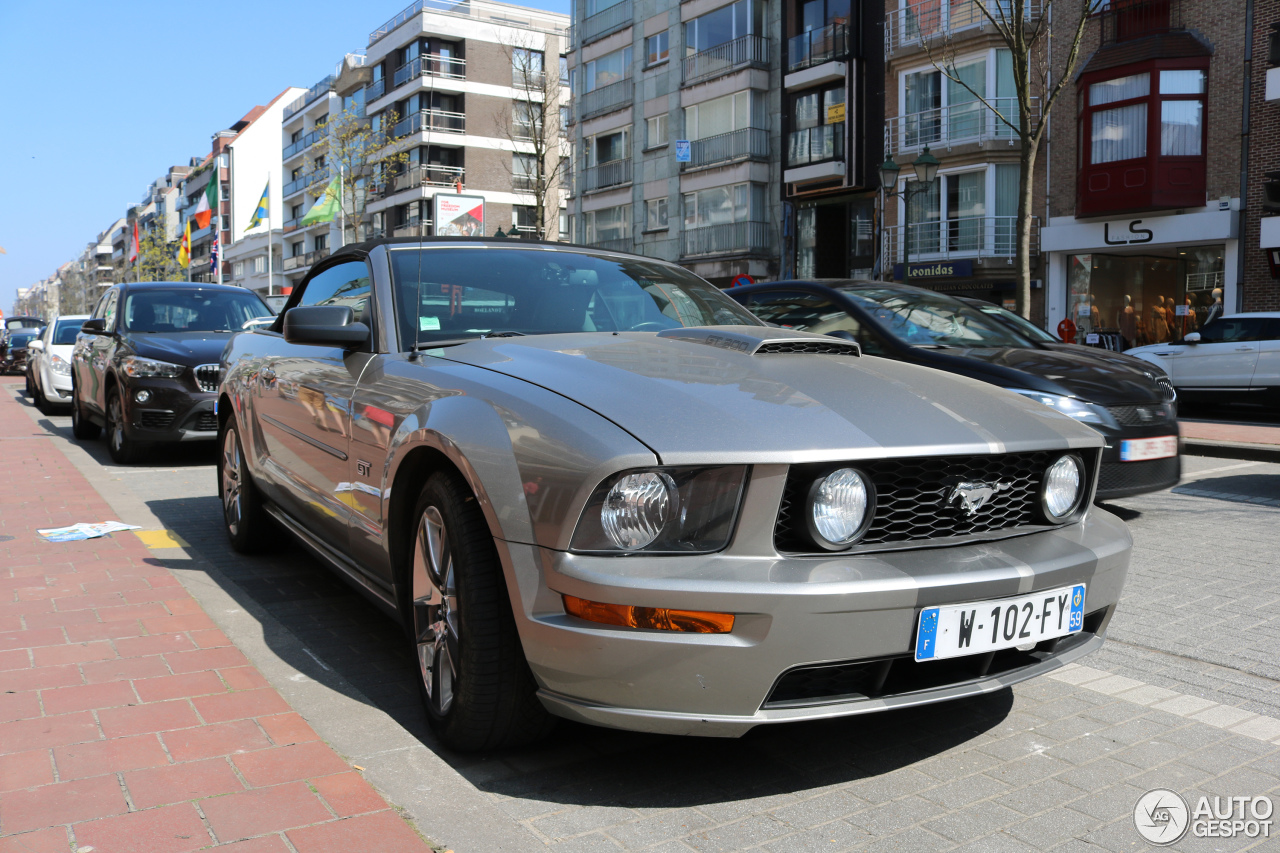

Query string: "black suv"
[[71, 282, 273, 463]]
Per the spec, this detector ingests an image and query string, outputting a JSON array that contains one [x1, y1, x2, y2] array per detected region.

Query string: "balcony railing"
[[283, 127, 325, 160], [282, 217, 302, 233], [683, 35, 770, 85], [1099, 0, 1184, 44], [369, 0, 568, 47], [580, 159, 632, 193], [882, 215, 1039, 262], [1186, 270, 1224, 293], [281, 248, 331, 272], [580, 0, 632, 45], [394, 108, 466, 137], [587, 236, 634, 252], [681, 221, 772, 257], [283, 170, 328, 197], [886, 0, 1042, 53], [393, 222, 431, 238], [786, 124, 845, 167], [284, 75, 335, 120], [366, 78, 386, 102], [393, 53, 467, 90], [885, 97, 1036, 155], [787, 23, 849, 73], [684, 127, 769, 169], [513, 173, 539, 192], [383, 165, 466, 197], [580, 77, 633, 120], [513, 67, 546, 89]]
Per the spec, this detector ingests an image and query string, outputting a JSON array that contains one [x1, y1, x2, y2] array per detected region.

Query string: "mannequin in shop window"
[[1118, 295, 1136, 350], [1206, 288, 1224, 326], [1162, 295, 1176, 342], [1179, 295, 1199, 338], [1151, 296, 1169, 343], [1089, 295, 1101, 330]]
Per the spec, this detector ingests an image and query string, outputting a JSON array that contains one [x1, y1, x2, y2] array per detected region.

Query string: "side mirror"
[[283, 306, 370, 348], [1183, 332, 1201, 344], [28, 340, 43, 351], [80, 318, 107, 335]]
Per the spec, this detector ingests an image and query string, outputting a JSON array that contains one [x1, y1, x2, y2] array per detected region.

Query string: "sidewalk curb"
[[1182, 438, 1280, 464], [8, 386, 545, 853]]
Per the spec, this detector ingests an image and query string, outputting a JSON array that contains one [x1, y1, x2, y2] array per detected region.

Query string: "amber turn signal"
[[562, 595, 735, 634]]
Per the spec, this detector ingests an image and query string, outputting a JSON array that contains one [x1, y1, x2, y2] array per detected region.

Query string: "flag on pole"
[[245, 181, 270, 231], [177, 220, 191, 268], [128, 221, 140, 263], [193, 172, 218, 230], [300, 178, 340, 226], [210, 228, 220, 274]]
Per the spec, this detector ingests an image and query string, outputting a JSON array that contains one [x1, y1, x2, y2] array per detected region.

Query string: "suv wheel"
[[105, 387, 145, 464], [218, 414, 272, 552], [70, 378, 100, 440]]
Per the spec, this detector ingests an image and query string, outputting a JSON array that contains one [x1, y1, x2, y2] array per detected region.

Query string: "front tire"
[[408, 470, 554, 751], [71, 378, 101, 440], [105, 387, 145, 464], [218, 415, 273, 553]]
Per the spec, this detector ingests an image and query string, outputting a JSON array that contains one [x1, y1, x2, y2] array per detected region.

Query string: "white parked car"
[[27, 315, 89, 413], [1126, 312, 1280, 409]]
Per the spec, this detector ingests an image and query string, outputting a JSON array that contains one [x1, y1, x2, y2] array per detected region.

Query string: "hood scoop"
[[656, 325, 861, 357]]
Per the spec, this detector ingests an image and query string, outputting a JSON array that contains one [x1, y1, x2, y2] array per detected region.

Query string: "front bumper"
[[1095, 422, 1181, 500], [512, 507, 1132, 737], [3, 353, 28, 374], [122, 380, 218, 443]]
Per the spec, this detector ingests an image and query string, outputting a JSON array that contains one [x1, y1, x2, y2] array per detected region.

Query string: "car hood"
[[433, 328, 1102, 464], [126, 332, 232, 366], [917, 345, 1165, 405]]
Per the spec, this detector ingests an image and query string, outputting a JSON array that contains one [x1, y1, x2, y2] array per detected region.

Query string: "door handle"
[[1235, 347, 1253, 352]]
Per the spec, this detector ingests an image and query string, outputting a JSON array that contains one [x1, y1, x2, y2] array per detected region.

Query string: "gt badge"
[[356, 460, 372, 477]]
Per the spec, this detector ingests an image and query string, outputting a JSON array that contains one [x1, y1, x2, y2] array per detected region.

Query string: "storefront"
[[889, 258, 1022, 309], [793, 193, 876, 279], [1041, 208, 1238, 349]]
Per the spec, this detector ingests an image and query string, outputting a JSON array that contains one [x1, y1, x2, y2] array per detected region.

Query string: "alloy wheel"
[[412, 505, 459, 716], [108, 393, 125, 454], [221, 427, 242, 536]]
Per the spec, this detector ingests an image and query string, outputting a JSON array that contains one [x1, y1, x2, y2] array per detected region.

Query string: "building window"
[[787, 84, 844, 166], [586, 206, 630, 243], [685, 0, 760, 54], [896, 164, 1019, 257], [513, 205, 538, 237], [560, 105, 570, 131], [682, 183, 763, 229], [291, 241, 304, 257], [1088, 73, 1149, 164], [900, 49, 1016, 149], [584, 47, 631, 92], [645, 32, 669, 66], [233, 261, 245, 278], [253, 256, 266, 274], [513, 48, 544, 88], [645, 198, 669, 231], [513, 153, 538, 190], [686, 91, 759, 140], [291, 203, 304, 220], [314, 234, 328, 252], [559, 55, 569, 84], [290, 129, 302, 144], [586, 0, 625, 16], [646, 114, 668, 148], [513, 101, 538, 139], [587, 127, 630, 166], [559, 209, 569, 240]]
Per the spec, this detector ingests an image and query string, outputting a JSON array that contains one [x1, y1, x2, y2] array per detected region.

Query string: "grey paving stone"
[[681, 815, 792, 853], [922, 799, 1024, 843], [760, 821, 874, 853], [996, 777, 1085, 816], [1053, 756, 1139, 792], [916, 773, 1010, 810], [604, 809, 715, 849], [768, 791, 870, 830], [985, 753, 1075, 787], [533, 807, 644, 841], [1068, 783, 1149, 821], [844, 797, 947, 836], [1004, 808, 1100, 849], [858, 826, 954, 853]]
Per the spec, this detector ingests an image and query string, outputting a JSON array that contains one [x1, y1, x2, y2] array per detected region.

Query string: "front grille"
[[1097, 455, 1180, 496], [775, 450, 1089, 554], [138, 411, 175, 430], [1154, 376, 1176, 402], [755, 341, 860, 356], [763, 608, 1107, 708], [195, 364, 221, 393], [1106, 403, 1174, 427], [193, 412, 218, 432]]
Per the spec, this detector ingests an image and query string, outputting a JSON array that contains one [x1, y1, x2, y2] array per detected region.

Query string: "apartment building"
[[1041, 0, 1247, 345], [1247, 0, 1280, 311], [565, 0, 787, 284], [882, 0, 1045, 311], [358, 0, 570, 250]]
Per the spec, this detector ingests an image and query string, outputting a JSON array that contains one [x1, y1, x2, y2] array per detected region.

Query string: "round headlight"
[[601, 472, 677, 550], [807, 468, 873, 549], [1042, 455, 1084, 520]]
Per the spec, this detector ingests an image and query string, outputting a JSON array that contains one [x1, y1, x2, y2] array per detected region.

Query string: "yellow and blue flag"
[[245, 181, 269, 231]]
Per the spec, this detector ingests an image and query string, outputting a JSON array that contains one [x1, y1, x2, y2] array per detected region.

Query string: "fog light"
[[562, 595, 734, 633], [807, 467, 874, 549], [134, 390, 151, 404], [1042, 455, 1084, 520]]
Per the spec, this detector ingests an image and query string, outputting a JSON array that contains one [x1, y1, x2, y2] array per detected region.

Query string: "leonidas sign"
[[1041, 209, 1236, 253], [893, 260, 974, 280]]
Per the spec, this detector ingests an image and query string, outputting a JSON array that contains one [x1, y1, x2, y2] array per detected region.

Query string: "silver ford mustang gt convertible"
[[217, 238, 1132, 751]]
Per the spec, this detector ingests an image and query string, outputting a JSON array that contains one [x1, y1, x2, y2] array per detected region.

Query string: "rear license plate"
[[915, 584, 1085, 662], [1119, 435, 1177, 462]]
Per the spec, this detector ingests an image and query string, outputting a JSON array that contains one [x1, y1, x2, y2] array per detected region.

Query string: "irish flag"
[[193, 173, 218, 230]]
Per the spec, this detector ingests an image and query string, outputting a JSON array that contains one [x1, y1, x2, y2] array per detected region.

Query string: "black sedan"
[[730, 281, 1180, 500], [2, 328, 40, 376], [70, 282, 273, 463]]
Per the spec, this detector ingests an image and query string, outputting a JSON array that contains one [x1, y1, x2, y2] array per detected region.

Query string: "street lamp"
[[880, 146, 940, 282]]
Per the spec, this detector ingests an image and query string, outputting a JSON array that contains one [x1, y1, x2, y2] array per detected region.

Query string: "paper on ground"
[[38, 521, 142, 542]]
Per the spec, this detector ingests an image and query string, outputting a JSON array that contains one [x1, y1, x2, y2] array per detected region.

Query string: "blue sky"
[[0, 0, 568, 315]]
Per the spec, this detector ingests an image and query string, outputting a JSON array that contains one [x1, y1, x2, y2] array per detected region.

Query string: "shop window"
[[1076, 63, 1207, 215]]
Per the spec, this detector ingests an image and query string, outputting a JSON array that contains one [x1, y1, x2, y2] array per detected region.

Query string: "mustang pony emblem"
[[947, 481, 1011, 516]]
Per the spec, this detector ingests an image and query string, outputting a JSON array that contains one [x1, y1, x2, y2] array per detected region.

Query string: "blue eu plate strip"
[[916, 607, 939, 662]]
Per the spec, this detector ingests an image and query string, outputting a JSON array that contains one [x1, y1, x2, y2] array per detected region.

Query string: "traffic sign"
[[674, 140, 691, 163], [729, 274, 754, 288]]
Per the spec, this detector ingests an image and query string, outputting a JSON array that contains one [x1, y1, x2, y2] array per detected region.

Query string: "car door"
[[254, 259, 377, 551], [1173, 317, 1266, 389], [77, 289, 119, 418], [1250, 318, 1280, 390], [746, 290, 890, 356]]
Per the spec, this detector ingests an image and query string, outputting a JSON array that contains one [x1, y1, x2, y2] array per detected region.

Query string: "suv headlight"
[[571, 466, 748, 554], [49, 354, 71, 375], [1009, 389, 1116, 430], [120, 356, 185, 379]]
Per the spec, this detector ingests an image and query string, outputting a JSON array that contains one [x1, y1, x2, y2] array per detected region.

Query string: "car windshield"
[[52, 321, 82, 346], [388, 246, 761, 350], [972, 303, 1059, 343], [9, 334, 35, 348], [841, 287, 1035, 348], [123, 289, 272, 333]]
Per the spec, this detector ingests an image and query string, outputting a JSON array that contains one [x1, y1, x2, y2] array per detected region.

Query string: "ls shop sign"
[[893, 260, 974, 280], [1041, 209, 1237, 253]]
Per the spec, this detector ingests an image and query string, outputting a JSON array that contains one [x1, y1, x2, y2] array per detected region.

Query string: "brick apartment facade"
[[1246, 0, 1280, 311]]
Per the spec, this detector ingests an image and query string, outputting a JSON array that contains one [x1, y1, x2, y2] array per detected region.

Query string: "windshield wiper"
[[481, 330, 527, 338]]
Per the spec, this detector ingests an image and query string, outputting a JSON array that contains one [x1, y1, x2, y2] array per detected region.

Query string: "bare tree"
[[307, 104, 410, 244], [911, 0, 1101, 318], [494, 35, 569, 240]]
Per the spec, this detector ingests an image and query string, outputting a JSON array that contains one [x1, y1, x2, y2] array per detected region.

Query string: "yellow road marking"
[[134, 529, 190, 549]]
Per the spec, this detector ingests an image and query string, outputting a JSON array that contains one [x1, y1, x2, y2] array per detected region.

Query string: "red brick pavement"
[[1179, 418, 1280, 446], [0, 378, 432, 851]]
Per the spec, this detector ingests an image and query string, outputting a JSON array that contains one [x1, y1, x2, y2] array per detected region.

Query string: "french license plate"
[[1119, 435, 1177, 462], [915, 584, 1086, 662]]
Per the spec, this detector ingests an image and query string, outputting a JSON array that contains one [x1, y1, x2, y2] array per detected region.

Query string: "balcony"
[[680, 221, 772, 258], [579, 78, 633, 120], [512, 173, 539, 192], [284, 75, 335, 120], [392, 54, 466, 90], [882, 215, 1039, 264], [369, 0, 569, 47], [683, 127, 769, 170], [580, 159, 632, 193], [366, 78, 386, 102], [1099, 0, 1184, 45], [382, 164, 466, 197], [886, 0, 1042, 54], [393, 222, 431, 238], [283, 127, 325, 160], [786, 124, 845, 167], [282, 217, 302, 233], [394, 109, 466, 138], [884, 97, 1036, 155], [283, 170, 327, 198], [683, 35, 770, 86], [282, 248, 331, 272], [580, 0, 631, 46], [513, 67, 546, 90], [787, 23, 849, 73]]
